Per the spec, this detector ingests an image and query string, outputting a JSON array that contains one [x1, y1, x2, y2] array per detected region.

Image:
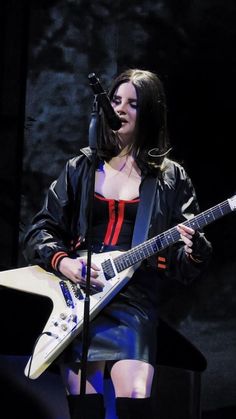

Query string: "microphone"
[[88, 72, 122, 131]]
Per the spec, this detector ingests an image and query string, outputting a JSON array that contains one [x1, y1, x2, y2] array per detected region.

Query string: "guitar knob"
[[69, 314, 77, 323], [60, 312, 67, 320], [61, 323, 68, 331]]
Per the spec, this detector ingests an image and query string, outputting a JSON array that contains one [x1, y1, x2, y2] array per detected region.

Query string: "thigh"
[[60, 361, 106, 395], [109, 359, 154, 398]]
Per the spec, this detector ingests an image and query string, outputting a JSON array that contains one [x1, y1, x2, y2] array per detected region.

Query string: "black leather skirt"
[[59, 277, 159, 366]]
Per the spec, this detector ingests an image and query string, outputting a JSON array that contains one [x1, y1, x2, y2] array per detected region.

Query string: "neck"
[[117, 145, 131, 158]]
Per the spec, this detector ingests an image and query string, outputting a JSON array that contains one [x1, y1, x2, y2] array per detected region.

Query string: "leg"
[[110, 359, 155, 418], [60, 361, 106, 419], [60, 361, 106, 395], [110, 359, 154, 398]]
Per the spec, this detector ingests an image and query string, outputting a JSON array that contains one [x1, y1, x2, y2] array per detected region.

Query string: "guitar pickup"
[[101, 259, 115, 280]]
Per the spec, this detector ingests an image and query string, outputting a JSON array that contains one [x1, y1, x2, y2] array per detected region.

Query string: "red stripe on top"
[[94, 193, 140, 246], [111, 201, 125, 245], [104, 200, 116, 245]]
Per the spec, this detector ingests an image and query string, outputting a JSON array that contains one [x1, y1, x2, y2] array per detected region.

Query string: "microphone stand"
[[80, 91, 101, 400]]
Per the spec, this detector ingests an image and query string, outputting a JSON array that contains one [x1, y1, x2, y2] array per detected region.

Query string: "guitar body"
[[0, 250, 136, 379]]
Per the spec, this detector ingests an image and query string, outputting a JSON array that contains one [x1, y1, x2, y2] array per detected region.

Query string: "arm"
[[165, 165, 212, 283], [22, 160, 75, 272], [22, 158, 103, 288]]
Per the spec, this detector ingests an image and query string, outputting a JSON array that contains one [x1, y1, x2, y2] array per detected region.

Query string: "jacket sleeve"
[[164, 164, 212, 284], [22, 160, 77, 272]]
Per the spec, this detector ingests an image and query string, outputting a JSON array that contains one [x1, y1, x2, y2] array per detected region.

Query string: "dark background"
[[0, 0, 235, 417]]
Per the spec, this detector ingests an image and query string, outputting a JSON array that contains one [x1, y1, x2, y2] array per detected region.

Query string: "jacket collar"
[[80, 146, 94, 161]]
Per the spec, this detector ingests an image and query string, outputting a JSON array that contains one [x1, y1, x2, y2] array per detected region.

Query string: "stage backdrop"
[[0, 0, 235, 415]]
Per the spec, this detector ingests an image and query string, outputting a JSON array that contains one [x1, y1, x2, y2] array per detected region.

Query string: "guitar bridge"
[[71, 283, 84, 300], [59, 280, 75, 307]]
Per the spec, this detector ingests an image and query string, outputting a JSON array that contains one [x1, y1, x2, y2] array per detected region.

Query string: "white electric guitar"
[[0, 194, 235, 380]]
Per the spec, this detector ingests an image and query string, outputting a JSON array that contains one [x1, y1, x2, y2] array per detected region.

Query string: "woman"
[[23, 68, 212, 419]]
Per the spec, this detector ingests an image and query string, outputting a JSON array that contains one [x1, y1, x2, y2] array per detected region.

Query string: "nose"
[[115, 100, 126, 114]]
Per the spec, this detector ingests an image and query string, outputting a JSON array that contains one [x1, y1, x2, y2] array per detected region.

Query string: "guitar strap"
[[131, 175, 158, 248]]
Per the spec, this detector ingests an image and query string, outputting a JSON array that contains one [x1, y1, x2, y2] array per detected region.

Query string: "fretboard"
[[113, 197, 235, 273]]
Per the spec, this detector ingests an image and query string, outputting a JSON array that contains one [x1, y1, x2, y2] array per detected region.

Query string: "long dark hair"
[[98, 68, 171, 174]]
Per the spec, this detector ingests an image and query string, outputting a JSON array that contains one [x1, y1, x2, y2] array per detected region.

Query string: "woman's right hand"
[[58, 256, 104, 289]]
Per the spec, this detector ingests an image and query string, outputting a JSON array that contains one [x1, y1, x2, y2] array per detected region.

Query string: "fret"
[[121, 257, 130, 269], [165, 229, 179, 244], [151, 242, 158, 254], [187, 217, 201, 229], [138, 246, 148, 259], [115, 258, 126, 272], [129, 250, 139, 264], [201, 212, 212, 226], [144, 243, 153, 257], [207, 209, 216, 221]]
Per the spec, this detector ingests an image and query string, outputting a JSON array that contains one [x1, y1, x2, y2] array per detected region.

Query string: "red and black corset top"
[[90, 192, 140, 250]]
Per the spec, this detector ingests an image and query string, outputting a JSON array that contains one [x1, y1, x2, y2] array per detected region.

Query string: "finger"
[[90, 269, 100, 279], [177, 224, 194, 235], [80, 265, 100, 279], [80, 261, 100, 271], [178, 228, 193, 238], [184, 245, 192, 254], [78, 259, 100, 271], [92, 279, 105, 289], [90, 262, 101, 271], [73, 275, 83, 284], [177, 227, 193, 240], [80, 276, 104, 289], [181, 235, 193, 247], [78, 265, 103, 288], [87, 269, 104, 287]]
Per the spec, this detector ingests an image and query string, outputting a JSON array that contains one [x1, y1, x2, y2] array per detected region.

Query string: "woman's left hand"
[[177, 224, 195, 255], [177, 223, 212, 262]]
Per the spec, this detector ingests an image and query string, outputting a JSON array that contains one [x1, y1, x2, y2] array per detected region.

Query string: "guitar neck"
[[114, 197, 235, 273]]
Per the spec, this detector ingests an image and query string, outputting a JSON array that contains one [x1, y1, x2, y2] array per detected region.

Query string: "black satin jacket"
[[22, 147, 212, 295]]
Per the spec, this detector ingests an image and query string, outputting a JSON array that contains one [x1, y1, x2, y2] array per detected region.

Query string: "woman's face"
[[111, 81, 138, 146]]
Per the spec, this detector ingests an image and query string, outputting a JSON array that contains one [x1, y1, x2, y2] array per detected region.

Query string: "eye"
[[129, 101, 138, 109], [111, 97, 120, 106]]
